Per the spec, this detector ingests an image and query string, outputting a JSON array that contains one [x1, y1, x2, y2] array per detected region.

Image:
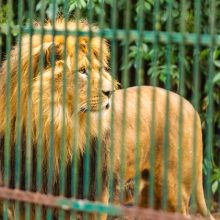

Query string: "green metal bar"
[[46, 0, 57, 219], [176, 0, 187, 212], [14, 0, 24, 219], [205, 0, 216, 209], [96, 0, 105, 205], [83, 2, 94, 220], [25, 0, 35, 219], [20, 28, 220, 46], [83, 0, 93, 201], [71, 2, 81, 220], [191, 0, 202, 214], [59, 0, 69, 197], [35, 1, 47, 220], [58, 2, 69, 220], [148, 0, 160, 209], [108, 0, 118, 204], [162, 0, 173, 210], [25, 0, 35, 191], [71, 0, 80, 200], [3, 0, 13, 218], [134, 0, 144, 205], [119, 0, 131, 204]]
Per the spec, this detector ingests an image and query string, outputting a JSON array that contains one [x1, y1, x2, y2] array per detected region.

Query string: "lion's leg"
[[138, 180, 149, 207], [165, 173, 190, 216], [180, 189, 191, 215], [139, 179, 162, 210]]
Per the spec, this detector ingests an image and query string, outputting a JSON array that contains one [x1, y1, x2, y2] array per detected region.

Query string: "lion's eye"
[[80, 68, 88, 76]]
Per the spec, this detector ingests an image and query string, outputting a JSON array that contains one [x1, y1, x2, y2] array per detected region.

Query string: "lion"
[[0, 18, 213, 220], [0, 18, 116, 219], [105, 86, 214, 219]]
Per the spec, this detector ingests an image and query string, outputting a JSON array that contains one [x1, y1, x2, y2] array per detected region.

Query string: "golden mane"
[[0, 18, 115, 173]]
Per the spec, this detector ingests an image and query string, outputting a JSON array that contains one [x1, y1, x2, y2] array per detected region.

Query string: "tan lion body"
[[109, 87, 211, 218]]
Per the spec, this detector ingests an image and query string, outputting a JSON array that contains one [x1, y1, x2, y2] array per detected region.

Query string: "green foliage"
[[211, 166, 220, 194], [0, 0, 220, 202], [0, 4, 18, 45]]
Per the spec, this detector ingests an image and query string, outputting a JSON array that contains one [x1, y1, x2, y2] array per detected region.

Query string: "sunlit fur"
[[0, 18, 117, 175], [109, 87, 214, 220]]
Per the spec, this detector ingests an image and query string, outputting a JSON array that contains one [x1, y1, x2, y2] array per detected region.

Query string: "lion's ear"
[[44, 43, 63, 67]]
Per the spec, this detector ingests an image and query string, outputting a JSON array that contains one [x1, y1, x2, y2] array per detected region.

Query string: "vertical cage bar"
[[71, 1, 81, 219], [191, 0, 202, 213], [83, 1, 94, 219], [161, 0, 173, 210], [71, 0, 80, 200], [96, 0, 105, 207], [14, 0, 24, 219], [59, 0, 68, 197], [83, 0, 93, 200], [58, 2, 69, 220], [205, 0, 216, 210], [148, 0, 160, 209], [25, 0, 35, 219], [108, 0, 118, 204], [3, 0, 13, 218], [46, 0, 57, 219], [133, 0, 144, 205], [176, 0, 186, 212], [119, 0, 131, 204], [35, 1, 46, 219]]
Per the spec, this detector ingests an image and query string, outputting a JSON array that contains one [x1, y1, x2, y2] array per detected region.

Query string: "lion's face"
[[31, 19, 115, 115], [71, 68, 113, 112], [0, 19, 117, 170], [31, 41, 114, 118]]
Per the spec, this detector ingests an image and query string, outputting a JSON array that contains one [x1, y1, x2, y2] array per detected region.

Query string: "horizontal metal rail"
[[5, 27, 219, 46], [0, 187, 205, 220]]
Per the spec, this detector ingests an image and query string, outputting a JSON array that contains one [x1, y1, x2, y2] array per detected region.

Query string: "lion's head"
[[0, 19, 117, 171]]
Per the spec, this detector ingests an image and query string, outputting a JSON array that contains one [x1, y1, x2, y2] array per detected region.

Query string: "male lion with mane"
[[0, 18, 214, 220], [0, 18, 116, 219]]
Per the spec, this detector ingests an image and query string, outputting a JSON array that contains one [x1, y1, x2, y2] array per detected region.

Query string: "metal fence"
[[0, 0, 220, 220]]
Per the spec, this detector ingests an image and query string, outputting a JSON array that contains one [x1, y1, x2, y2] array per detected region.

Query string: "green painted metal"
[[176, 0, 186, 212], [119, 0, 131, 205], [20, 28, 220, 46], [148, 0, 160, 210], [0, 0, 219, 219], [108, 0, 117, 205]]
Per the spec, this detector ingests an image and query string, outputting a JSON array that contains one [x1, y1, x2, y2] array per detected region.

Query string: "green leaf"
[[213, 48, 220, 68], [36, 2, 42, 11], [212, 180, 219, 194], [214, 60, 220, 68], [69, 3, 76, 12], [213, 73, 220, 84], [0, 23, 7, 35]]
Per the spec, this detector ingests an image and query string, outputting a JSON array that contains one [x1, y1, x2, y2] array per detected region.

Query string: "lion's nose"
[[102, 90, 113, 98]]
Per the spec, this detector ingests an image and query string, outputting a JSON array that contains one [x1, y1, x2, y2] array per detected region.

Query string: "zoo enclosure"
[[0, 0, 220, 219]]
